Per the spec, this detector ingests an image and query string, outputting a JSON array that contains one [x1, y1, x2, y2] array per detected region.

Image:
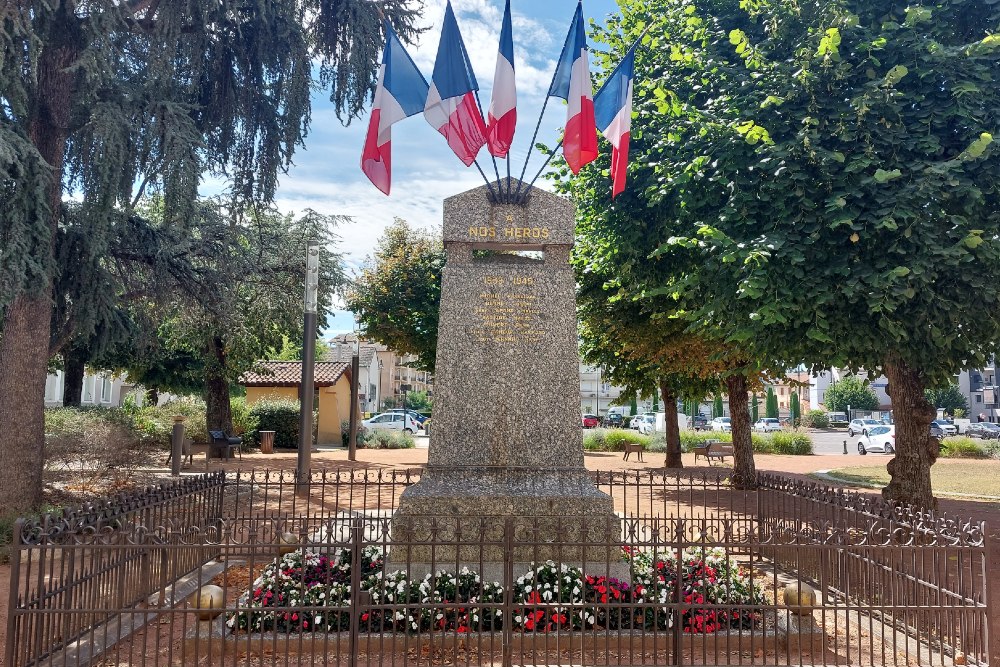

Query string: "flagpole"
[[512, 95, 551, 203], [473, 159, 499, 200], [473, 89, 505, 199], [521, 138, 563, 202]]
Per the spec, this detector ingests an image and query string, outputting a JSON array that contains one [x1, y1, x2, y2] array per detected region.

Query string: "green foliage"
[[346, 220, 444, 372], [713, 396, 724, 419], [750, 394, 759, 422], [804, 410, 830, 429], [939, 437, 989, 459], [402, 390, 433, 412], [582, 429, 652, 451], [751, 432, 813, 455], [765, 387, 778, 419], [789, 392, 801, 424], [925, 383, 969, 416], [230, 397, 259, 440], [249, 399, 303, 449], [824, 377, 879, 413], [360, 429, 416, 450]]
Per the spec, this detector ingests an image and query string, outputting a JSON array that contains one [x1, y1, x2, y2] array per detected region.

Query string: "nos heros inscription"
[[475, 275, 544, 344], [468, 225, 550, 240]]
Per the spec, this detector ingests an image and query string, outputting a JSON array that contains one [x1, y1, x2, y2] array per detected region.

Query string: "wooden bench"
[[622, 442, 644, 462], [705, 443, 733, 465], [694, 440, 732, 464]]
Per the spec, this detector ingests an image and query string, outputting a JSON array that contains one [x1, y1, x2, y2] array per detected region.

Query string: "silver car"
[[847, 418, 883, 437]]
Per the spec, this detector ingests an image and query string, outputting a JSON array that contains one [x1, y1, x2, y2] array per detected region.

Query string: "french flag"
[[594, 45, 636, 198], [361, 22, 429, 195], [548, 2, 597, 174], [424, 1, 488, 166], [486, 0, 516, 158]]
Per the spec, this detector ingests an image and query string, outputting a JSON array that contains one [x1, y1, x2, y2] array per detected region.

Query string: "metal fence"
[[5, 469, 991, 666]]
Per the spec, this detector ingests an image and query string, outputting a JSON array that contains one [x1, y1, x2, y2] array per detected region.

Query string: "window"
[[977, 395, 983, 403], [82, 375, 95, 403], [101, 377, 112, 403], [44, 374, 61, 403]]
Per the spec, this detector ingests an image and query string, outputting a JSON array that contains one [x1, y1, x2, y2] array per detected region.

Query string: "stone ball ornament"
[[783, 581, 817, 616], [192, 584, 225, 620], [279, 531, 300, 555]]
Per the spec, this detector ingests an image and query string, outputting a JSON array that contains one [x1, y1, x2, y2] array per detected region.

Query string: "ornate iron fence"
[[5, 469, 991, 666]]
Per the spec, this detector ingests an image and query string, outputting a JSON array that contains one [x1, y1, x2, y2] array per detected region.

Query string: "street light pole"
[[348, 339, 360, 461], [297, 240, 320, 497]]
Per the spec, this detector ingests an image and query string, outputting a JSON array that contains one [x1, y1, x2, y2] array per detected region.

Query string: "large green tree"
[[824, 377, 880, 413], [0, 0, 420, 512], [585, 0, 1000, 508], [924, 383, 969, 417], [346, 219, 444, 372]]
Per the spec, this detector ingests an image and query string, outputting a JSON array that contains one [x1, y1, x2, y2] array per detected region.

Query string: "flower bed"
[[228, 545, 769, 635]]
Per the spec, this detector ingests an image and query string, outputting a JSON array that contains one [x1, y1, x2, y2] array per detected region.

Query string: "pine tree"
[[766, 387, 779, 419], [790, 392, 801, 425], [0, 0, 421, 513], [713, 395, 724, 418], [751, 394, 759, 423]]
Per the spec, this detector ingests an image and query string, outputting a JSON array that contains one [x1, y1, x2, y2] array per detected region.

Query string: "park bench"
[[693, 440, 733, 465], [207, 430, 243, 461], [622, 442, 644, 462]]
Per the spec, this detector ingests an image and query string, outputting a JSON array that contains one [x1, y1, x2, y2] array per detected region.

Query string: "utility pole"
[[348, 338, 360, 461], [297, 240, 320, 497]]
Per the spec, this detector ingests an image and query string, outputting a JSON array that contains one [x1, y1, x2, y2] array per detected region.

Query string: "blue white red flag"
[[424, 1, 489, 166], [361, 22, 429, 195], [548, 2, 597, 174], [486, 0, 516, 157], [594, 44, 636, 198]]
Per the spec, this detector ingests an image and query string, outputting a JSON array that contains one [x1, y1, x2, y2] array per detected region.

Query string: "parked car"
[[857, 425, 895, 455], [582, 414, 600, 429], [930, 423, 945, 439], [932, 419, 957, 436], [638, 414, 657, 435], [388, 408, 428, 425], [711, 417, 732, 432], [362, 412, 421, 434], [602, 413, 625, 428], [690, 415, 710, 431], [966, 422, 1000, 439], [753, 418, 782, 433], [629, 412, 655, 429], [847, 418, 883, 437]]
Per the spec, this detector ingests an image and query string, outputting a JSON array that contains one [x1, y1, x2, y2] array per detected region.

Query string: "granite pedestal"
[[389, 179, 619, 578]]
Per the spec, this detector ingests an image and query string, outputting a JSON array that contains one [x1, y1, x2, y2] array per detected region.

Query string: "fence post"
[[348, 518, 365, 667], [672, 518, 684, 667], [986, 521, 998, 666], [5, 519, 24, 667], [502, 517, 515, 667]]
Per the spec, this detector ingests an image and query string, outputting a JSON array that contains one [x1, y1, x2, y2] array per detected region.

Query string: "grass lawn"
[[822, 460, 1000, 498]]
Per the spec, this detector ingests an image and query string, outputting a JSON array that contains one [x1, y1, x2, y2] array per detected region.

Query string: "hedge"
[[644, 430, 813, 455], [582, 429, 651, 451], [249, 399, 303, 449], [939, 437, 989, 459]]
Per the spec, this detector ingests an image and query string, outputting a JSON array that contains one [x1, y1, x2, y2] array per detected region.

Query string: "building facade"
[[43, 370, 135, 408], [579, 364, 626, 416]]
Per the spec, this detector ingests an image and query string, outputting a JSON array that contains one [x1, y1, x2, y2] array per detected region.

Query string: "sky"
[[261, 0, 621, 334]]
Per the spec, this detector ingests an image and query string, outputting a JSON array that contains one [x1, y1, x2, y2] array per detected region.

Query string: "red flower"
[[361, 613, 370, 621], [457, 625, 468, 633], [526, 591, 543, 605]]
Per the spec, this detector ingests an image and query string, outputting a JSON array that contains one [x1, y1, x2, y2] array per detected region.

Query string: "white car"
[[847, 418, 883, 437], [362, 412, 421, 434], [637, 414, 656, 435], [932, 419, 957, 436], [711, 417, 732, 432], [857, 425, 895, 455], [753, 418, 782, 433]]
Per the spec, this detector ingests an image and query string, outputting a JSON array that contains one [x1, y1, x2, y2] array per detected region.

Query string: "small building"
[[241, 361, 353, 445]]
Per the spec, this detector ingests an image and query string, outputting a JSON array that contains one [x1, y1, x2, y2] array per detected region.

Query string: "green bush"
[[230, 396, 259, 441], [250, 399, 302, 449], [984, 440, 1000, 460], [583, 429, 608, 451], [752, 431, 813, 455], [940, 437, 988, 459], [679, 431, 732, 451], [602, 430, 651, 451], [803, 410, 830, 428], [362, 428, 415, 449]]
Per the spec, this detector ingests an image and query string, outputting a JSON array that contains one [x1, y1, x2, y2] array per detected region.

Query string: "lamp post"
[[297, 240, 320, 497], [377, 359, 384, 412], [348, 339, 360, 461]]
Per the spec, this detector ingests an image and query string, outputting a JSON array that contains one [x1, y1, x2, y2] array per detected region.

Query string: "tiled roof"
[[240, 361, 350, 387]]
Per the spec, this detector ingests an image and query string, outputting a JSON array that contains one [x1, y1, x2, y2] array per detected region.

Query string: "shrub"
[[582, 429, 608, 451], [802, 410, 830, 428], [984, 440, 1000, 460], [752, 432, 813, 455], [44, 407, 156, 487], [680, 431, 732, 451], [250, 399, 302, 449], [940, 437, 988, 459], [363, 429, 415, 449], [602, 430, 651, 451], [230, 396, 259, 441]]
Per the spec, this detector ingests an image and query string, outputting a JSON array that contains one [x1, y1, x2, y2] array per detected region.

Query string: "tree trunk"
[[62, 347, 87, 407], [146, 388, 160, 407], [726, 374, 757, 489], [0, 19, 78, 514], [204, 336, 233, 433], [882, 358, 938, 509], [659, 379, 683, 468]]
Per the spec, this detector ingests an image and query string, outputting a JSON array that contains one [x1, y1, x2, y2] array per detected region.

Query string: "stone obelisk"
[[390, 180, 618, 575]]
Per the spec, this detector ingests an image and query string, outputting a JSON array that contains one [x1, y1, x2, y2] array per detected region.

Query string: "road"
[[808, 428, 862, 455]]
